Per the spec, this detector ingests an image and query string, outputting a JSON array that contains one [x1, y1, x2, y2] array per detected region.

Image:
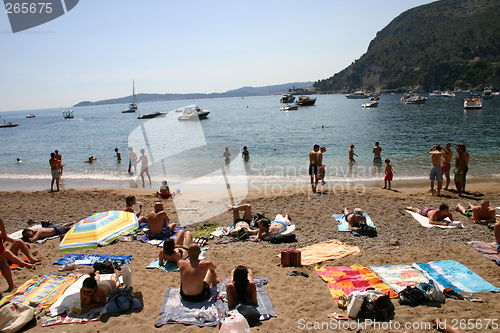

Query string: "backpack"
[[263, 233, 297, 244], [418, 280, 445, 303], [398, 286, 426, 306], [357, 289, 395, 321], [355, 220, 378, 237], [92, 260, 115, 274], [108, 287, 135, 312]]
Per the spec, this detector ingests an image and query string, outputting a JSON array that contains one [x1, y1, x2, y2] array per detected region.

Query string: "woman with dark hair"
[[159, 230, 193, 265], [80, 271, 119, 313], [226, 265, 258, 308]]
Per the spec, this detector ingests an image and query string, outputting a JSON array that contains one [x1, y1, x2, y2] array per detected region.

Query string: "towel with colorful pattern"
[[298, 240, 361, 266], [468, 241, 500, 266], [369, 264, 429, 293], [413, 260, 500, 293], [315, 265, 398, 302], [53, 254, 132, 266], [0, 273, 82, 309]]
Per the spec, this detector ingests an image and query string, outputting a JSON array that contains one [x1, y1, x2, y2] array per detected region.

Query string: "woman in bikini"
[[80, 271, 120, 313], [159, 230, 193, 265], [226, 265, 258, 308], [253, 213, 291, 242]]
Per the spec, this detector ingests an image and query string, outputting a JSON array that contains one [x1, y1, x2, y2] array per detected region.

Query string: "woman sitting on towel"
[[253, 213, 291, 242], [80, 271, 119, 313], [226, 265, 258, 308], [159, 230, 193, 265]]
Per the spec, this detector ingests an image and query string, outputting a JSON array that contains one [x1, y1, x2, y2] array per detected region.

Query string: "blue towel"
[[53, 254, 132, 266]]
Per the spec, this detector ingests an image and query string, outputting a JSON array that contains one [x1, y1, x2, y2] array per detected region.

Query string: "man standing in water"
[[429, 145, 445, 196], [441, 142, 453, 190], [309, 145, 320, 193], [373, 142, 382, 167], [54, 150, 64, 175], [49, 152, 61, 192], [454, 145, 469, 197], [132, 149, 151, 187]]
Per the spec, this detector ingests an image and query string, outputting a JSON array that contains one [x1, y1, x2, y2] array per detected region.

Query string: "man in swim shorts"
[[146, 202, 177, 239], [373, 142, 382, 166], [49, 152, 62, 192], [429, 145, 445, 196], [455, 200, 496, 224], [406, 204, 455, 226], [22, 221, 76, 243], [178, 244, 219, 302], [309, 145, 320, 193], [441, 142, 453, 190]]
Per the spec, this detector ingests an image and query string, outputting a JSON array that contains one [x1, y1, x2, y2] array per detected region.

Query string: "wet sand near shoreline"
[[1, 181, 499, 332]]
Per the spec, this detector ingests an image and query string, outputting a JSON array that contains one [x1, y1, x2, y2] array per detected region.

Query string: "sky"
[[0, 0, 437, 112]]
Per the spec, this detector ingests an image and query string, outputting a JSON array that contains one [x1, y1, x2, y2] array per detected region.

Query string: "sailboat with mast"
[[122, 80, 138, 113]]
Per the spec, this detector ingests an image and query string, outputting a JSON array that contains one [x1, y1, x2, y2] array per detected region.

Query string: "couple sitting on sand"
[[222, 204, 291, 242]]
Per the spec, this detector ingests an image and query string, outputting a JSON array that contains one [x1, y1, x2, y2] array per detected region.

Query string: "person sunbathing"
[[21, 221, 76, 243], [124, 195, 148, 223], [146, 202, 177, 239], [159, 230, 193, 265], [222, 204, 259, 239], [226, 265, 258, 308], [406, 204, 455, 226], [253, 213, 291, 242], [454, 200, 496, 224], [343, 207, 366, 230], [156, 180, 172, 199], [80, 271, 120, 313]]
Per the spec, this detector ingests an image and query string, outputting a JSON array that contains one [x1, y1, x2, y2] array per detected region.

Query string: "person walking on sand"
[[309, 145, 320, 193], [373, 142, 382, 167], [128, 147, 137, 173], [348, 144, 358, 163], [132, 149, 151, 187], [382, 159, 395, 190], [442, 142, 453, 190], [49, 152, 62, 192], [178, 244, 219, 302], [429, 145, 445, 196], [318, 146, 327, 185], [114, 148, 121, 162]]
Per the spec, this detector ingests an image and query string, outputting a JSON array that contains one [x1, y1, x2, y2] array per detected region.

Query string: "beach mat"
[[332, 214, 376, 232], [191, 223, 219, 238], [413, 260, 500, 293], [468, 241, 500, 266], [297, 240, 360, 266], [53, 254, 132, 266], [147, 248, 207, 272], [315, 265, 398, 302], [369, 264, 429, 293], [406, 210, 463, 229], [0, 273, 82, 309]]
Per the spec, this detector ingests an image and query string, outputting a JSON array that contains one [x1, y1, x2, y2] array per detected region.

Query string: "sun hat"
[[354, 208, 363, 216]]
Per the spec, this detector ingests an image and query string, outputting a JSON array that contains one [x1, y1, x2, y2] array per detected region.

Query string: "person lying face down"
[[253, 213, 291, 242], [343, 207, 366, 230]]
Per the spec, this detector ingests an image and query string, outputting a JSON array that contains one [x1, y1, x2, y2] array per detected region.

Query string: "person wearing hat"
[[343, 207, 367, 230]]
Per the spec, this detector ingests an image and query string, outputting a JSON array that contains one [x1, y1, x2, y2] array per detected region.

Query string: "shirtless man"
[[178, 244, 219, 302], [343, 207, 367, 230], [348, 144, 358, 163], [429, 145, 445, 196], [49, 152, 62, 192], [455, 200, 496, 224], [454, 145, 468, 197], [222, 204, 259, 239], [146, 202, 177, 239], [54, 150, 64, 175], [132, 149, 151, 187], [441, 142, 453, 190], [373, 142, 382, 167], [253, 213, 291, 242], [22, 221, 76, 243], [406, 204, 456, 226], [128, 147, 137, 173], [309, 145, 320, 193]]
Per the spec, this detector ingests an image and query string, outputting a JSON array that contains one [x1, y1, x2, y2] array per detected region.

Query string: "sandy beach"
[[1, 179, 499, 332]]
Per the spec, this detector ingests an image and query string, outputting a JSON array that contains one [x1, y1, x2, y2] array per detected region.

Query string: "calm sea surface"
[[0, 93, 499, 191]]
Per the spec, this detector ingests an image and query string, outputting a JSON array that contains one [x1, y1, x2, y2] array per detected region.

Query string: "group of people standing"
[[428, 143, 469, 196]]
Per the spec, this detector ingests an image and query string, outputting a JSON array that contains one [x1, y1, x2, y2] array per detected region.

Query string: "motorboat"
[[26, 114, 36, 118], [296, 95, 316, 106], [362, 101, 378, 108], [346, 91, 368, 99], [429, 91, 442, 97], [464, 94, 482, 109], [482, 87, 494, 99], [401, 93, 427, 104], [177, 105, 210, 120], [280, 104, 299, 111], [0, 121, 19, 128], [441, 91, 456, 98], [137, 111, 167, 119], [62, 110, 74, 119], [280, 93, 295, 103], [122, 80, 138, 113]]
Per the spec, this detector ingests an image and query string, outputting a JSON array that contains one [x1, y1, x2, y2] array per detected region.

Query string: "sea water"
[[0, 93, 499, 192]]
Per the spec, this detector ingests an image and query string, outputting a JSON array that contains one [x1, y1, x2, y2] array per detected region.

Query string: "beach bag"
[[346, 291, 366, 318], [108, 287, 135, 312], [0, 302, 35, 333], [236, 304, 260, 327], [356, 220, 378, 237], [93, 260, 115, 274], [418, 280, 445, 303], [219, 310, 250, 333], [357, 289, 394, 321], [398, 286, 426, 306], [280, 249, 301, 266], [263, 233, 296, 244]]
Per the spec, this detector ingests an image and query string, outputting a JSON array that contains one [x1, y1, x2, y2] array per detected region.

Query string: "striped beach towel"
[[369, 264, 429, 293]]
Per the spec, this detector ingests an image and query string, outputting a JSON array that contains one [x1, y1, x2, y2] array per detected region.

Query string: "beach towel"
[[218, 277, 277, 319], [413, 260, 500, 293], [191, 223, 219, 238], [53, 254, 132, 266], [146, 248, 207, 272], [369, 264, 429, 293], [332, 214, 376, 232], [0, 257, 29, 275], [297, 240, 361, 266], [139, 226, 184, 245], [0, 273, 82, 309], [406, 210, 463, 229], [468, 241, 500, 266], [315, 265, 398, 302]]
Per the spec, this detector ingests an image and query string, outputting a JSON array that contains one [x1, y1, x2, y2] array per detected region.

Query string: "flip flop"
[[287, 271, 309, 278]]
